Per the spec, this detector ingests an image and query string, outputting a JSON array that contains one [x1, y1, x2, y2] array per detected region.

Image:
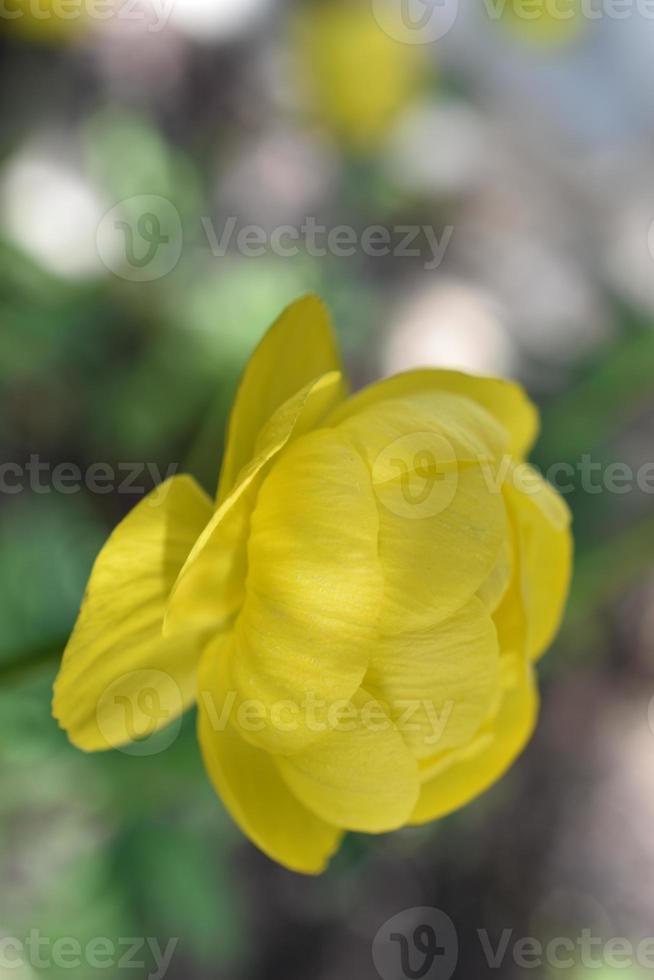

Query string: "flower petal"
[[365, 596, 501, 760], [217, 294, 344, 503], [505, 464, 573, 660], [198, 641, 342, 874], [337, 396, 508, 632], [477, 535, 513, 613], [275, 688, 420, 833], [327, 368, 538, 459], [165, 371, 346, 637], [53, 476, 213, 751], [490, 484, 535, 657], [337, 389, 509, 464], [227, 428, 384, 754], [410, 652, 538, 824]]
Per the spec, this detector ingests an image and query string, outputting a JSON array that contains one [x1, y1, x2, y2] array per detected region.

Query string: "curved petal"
[[53, 476, 212, 751], [165, 371, 346, 638], [327, 368, 538, 459], [337, 389, 510, 464], [275, 688, 419, 833], [337, 397, 508, 632], [227, 428, 384, 754], [410, 652, 538, 824], [477, 535, 513, 614], [375, 465, 506, 632], [217, 294, 345, 503], [505, 464, 573, 660], [491, 504, 528, 657], [365, 596, 501, 759], [198, 641, 342, 874]]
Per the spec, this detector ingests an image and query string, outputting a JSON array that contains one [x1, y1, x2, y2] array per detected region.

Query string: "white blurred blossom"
[[383, 278, 516, 377], [156, 0, 272, 42], [0, 143, 110, 280], [383, 100, 496, 197]]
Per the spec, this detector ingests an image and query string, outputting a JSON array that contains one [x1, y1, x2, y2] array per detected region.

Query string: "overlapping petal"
[[217, 295, 344, 503], [335, 389, 510, 463], [337, 395, 508, 631], [53, 476, 212, 751], [165, 371, 346, 638], [365, 596, 501, 759], [227, 428, 384, 754], [477, 535, 513, 614], [198, 640, 342, 874], [490, 504, 529, 658], [504, 464, 573, 660], [327, 368, 538, 458], [410, 653, 538, 824], [275, 688, 420, 833]]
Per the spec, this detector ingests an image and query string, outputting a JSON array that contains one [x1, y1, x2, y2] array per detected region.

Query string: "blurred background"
[[2, 0, 654, 977]]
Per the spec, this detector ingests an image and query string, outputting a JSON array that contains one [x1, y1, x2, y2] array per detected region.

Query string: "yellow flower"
[[294, 0, 427, 149], [53, 296, 572, 874], [499, 0, 584, 44], [1, 0, 89, 43]]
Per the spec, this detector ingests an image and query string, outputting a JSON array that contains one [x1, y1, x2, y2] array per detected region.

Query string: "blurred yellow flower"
[[0, 0, 89, 42], [53, 295, 572, 874], [499, 0, 584, 44], [294, 0, 427, 149]]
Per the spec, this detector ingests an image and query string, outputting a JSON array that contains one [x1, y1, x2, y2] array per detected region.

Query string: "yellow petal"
[[490, 486, 534, 657], [410, 653, 538, 824], [328, 368, 538, 459], [365, 596, 501, 759], [198, 641, 341, 874], [53, 476, 212, 751], [227, 428, 384, 754], [505, 464, 573, 660], [492, 548, 528, 658], [165, 371, 345, 637], [338, 389, 509, 465], [337, 396, 508, 632], [477, 535, 513, 613], [217, 295, 344, 503], [275, 688, 419, 833]]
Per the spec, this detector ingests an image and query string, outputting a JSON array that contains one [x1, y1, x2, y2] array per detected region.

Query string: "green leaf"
[[111, 820, 245, 965]]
